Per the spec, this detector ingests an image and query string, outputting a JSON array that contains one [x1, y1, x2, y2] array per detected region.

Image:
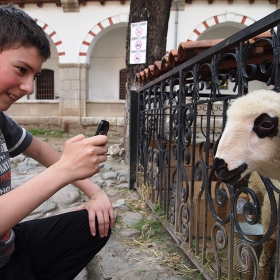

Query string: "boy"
[[0, 4, 115, 279]]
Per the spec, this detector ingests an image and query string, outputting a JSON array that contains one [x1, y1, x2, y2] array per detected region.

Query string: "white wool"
[[215, 89, 280, 181], [247, 171, 279, 279], [216, 89, 280, 279]]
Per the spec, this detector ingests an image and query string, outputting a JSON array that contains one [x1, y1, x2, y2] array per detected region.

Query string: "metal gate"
[[129, 9, 280, 280]]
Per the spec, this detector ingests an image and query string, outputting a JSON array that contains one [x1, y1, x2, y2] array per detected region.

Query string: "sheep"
[[214, 89, 280, 183], [213, 89, 280, 280], [247, 171, 279, 279]]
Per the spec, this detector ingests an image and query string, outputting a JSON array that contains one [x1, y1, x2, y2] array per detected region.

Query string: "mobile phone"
[[95, 120, 110, 136]]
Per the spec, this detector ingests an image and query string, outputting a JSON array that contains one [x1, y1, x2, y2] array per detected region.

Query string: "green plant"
[[133, 218, 167, 241], [28, 128, 65, 138], [153, 204, 165, 217]]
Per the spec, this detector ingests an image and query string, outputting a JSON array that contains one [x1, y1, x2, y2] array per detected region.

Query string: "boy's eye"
[[18, 67, 26, 74]]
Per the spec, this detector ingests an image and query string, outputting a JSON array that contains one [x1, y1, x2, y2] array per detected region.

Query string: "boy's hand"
[[72, 189, 115, 237], [57, 134, 108, 183]]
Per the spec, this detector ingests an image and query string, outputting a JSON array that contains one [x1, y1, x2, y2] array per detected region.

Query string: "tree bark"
[[123, 0, 173, 163]]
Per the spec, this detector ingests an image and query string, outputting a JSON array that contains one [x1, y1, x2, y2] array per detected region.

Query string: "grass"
[[28, 128, 65, 138], [153, 203, 165, 217], [123, 236, 200, 279], [115, 192, 200, 279], [133, 218, 166, 240]]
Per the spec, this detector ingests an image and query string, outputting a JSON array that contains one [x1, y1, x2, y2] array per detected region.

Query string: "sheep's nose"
[[213, 157, 248, 183], [213, 157, 227, 173]]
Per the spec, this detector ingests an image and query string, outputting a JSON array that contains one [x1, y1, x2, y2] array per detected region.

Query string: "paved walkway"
[[11, 153, 200, 280]]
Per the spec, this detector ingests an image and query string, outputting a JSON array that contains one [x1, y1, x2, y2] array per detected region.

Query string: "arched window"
[[36, 69, 54, 99], [119, 68, 126, 100]]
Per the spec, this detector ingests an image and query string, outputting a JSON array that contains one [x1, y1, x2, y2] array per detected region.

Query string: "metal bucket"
[[233, 222, 263, 280]]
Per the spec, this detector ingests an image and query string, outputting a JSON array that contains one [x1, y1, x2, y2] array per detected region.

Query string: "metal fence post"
[[129, 90, 138, 190]]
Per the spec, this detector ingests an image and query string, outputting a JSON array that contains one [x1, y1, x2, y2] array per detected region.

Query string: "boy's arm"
[[23, 136, 114, 237], [0, 135, 111, 236]]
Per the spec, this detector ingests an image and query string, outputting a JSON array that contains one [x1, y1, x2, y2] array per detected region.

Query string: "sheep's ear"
[[253, 113, 279, 138]]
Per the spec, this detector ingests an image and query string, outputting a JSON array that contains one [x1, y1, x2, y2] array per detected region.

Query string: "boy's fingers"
[[66, 135, 107, 147], [88, 212, 97, 236], [69, 134, 85, 143], [97, 216, 105, 238], [97, 211, 110, 238], [89, 135, 108, 146], [109, 210, 115, 229]]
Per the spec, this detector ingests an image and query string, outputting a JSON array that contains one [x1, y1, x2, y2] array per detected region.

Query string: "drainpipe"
[[174, 0, 179, 49]]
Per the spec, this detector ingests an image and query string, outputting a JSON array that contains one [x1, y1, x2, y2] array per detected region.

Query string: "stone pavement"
[[10, 153, 200, 280]]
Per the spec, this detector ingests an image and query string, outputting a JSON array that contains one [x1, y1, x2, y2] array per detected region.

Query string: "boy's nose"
[[19, 78, 35, 95]]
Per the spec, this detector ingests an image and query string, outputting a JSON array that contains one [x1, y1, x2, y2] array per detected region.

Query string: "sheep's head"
[[214, 89, 280, 184]]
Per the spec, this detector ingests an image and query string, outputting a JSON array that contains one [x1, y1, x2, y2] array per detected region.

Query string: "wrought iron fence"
[[129, 9, 280, 280]]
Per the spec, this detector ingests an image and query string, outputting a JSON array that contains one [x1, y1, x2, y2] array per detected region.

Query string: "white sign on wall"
[[130, 21, 147, 64]]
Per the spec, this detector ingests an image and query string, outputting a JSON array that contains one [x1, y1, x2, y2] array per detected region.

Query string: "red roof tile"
[[135, 31, 274, 84]]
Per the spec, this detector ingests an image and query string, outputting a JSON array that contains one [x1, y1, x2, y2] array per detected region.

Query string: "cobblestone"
[[10, 152, 199, 280]]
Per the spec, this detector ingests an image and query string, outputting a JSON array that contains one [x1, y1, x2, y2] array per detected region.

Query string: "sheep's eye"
[[261, 121, 274, 129], [253, 113, 278, 138]]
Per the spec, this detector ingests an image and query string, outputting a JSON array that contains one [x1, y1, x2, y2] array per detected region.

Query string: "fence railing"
[[129, 9, 280, 280]]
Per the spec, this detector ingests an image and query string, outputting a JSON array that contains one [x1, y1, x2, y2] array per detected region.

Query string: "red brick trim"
[[89, 31, 96, 37], [214, 16, 219, 24], [241, 16, 247, 24], [194, 29, 201, 36], [203, 21, 209, 29], [98, 23, 104, 30], [49, 31, 56, 37]]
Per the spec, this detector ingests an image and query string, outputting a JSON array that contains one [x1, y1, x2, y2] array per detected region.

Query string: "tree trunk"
[[123, 0, 173, 163]]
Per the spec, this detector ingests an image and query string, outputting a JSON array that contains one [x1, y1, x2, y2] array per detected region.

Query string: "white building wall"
[[23, 2, 129, 63], [22, 1, 278, 66], [89, 26, 127, 100], [167, 1, 276, 50], [7, 0, 280, 126], [6, 0, 279, 126]]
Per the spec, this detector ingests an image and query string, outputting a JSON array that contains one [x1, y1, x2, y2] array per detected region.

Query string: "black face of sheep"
[[214, 157, 248, 184], [253, 113, 278, 138], [214, 89, 280, 183]]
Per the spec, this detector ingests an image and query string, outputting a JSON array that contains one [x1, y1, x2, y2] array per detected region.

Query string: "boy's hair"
[[0, 4, 51, 61]]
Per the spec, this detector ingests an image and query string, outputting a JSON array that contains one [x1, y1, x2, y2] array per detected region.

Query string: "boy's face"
[[0, 46, 44, 111]]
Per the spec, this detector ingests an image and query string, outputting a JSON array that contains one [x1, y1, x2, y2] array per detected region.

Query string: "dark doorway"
[[119, 68, 126, 100], [37, 69, 54, 99]]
